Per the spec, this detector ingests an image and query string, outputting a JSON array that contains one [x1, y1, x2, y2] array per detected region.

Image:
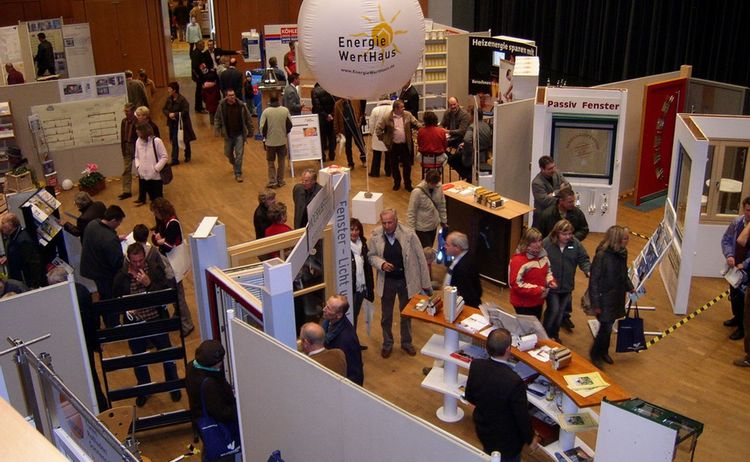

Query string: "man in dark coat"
[[399, 80, 420, 119], [0, 212, 45, 288], [34, 32, 55, 76], [311, 82, 336, 161], [185, 339, 240, 460], [444, 231, 482, 307], [292, 168, 322, 229], [537, 187, 589, 241], [322, 294, 364, 386], [190, 40, 207, 113], [219, 58, 243, 98], [81, 205, 125, 313], [465, 328, 539, 460]]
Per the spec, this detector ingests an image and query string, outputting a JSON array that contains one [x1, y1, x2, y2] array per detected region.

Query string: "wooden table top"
[[403, 295, 631, 408], [443, 180, 534, 220]]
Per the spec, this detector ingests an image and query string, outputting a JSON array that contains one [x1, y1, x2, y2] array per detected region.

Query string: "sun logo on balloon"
[[353, 3, 407, 53]]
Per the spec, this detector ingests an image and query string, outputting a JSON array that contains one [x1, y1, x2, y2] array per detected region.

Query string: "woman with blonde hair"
[[588, 225, 635, 367], [509, 228, 556, 319], [543, 219, 591, 341]]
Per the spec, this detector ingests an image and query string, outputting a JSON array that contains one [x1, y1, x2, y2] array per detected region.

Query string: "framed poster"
[[551, 117, 617, 184]]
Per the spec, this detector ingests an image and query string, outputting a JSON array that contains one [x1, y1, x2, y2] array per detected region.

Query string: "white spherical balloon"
[[298, 0, 425, 100], [62, 179, 74, 190]]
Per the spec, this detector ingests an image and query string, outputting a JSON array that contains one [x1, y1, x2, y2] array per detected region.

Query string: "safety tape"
[[630, 230, 649, 240], [638, 290, 730, 351]]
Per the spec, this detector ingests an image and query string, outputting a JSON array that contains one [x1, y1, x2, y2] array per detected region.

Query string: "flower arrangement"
[[78, 163, 105, 194]]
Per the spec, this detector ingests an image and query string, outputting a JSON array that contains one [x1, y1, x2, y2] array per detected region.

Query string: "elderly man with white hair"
[[444, 231, 483, 307]]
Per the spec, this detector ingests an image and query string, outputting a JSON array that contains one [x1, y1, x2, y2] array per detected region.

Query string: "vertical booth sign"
[[634, 78, 687, 205]]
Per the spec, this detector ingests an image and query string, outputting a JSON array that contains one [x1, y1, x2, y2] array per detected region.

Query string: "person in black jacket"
[[398, 80, 420, 119], [588, 225, 635, 368], [537, 187, 589, 242], [444, 231, 482, 307], [0, 212, 45, 288], [185, 339, 239, 461], [322, 294, 364, 386], [350, 217, 374, 335], [34, 32, 55, 76], [253, 188, 276, 239], [465, 328, 539, 460], [190, 40, 207, 113], [311, 82, 336, 161], [64, 193, 107, 241]]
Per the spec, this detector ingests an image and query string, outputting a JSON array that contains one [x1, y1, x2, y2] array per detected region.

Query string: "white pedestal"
[[351, 191, 384, 224]]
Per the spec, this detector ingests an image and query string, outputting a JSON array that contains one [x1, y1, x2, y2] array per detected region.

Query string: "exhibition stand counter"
[[403, 295, 631, 460]]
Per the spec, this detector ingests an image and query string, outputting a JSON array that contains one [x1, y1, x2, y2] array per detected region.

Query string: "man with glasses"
[[292, 169, 322, 229], [215, 89, 253, 183]]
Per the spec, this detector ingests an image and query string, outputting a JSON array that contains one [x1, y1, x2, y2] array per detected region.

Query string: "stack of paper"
[[563, 372, 610, 397], [458, 313, 490, 333]]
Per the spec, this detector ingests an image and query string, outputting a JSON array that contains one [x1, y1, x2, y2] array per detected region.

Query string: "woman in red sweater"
[[264, 202, 293, 259], [509, 228, 556, 319], [417, 111, 447, 169]]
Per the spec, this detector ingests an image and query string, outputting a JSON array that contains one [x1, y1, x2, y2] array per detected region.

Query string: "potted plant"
[[78, 163, 105, 195]]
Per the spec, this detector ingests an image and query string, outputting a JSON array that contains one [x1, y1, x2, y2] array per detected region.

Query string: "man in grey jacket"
[[531, 155, 570, 227], [368, 209, 431, 358], [215, 89, 253, 182], [283, 72, 303, 116]]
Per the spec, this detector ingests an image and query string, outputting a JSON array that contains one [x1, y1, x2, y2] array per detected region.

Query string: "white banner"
[[62, 23, 95, 78]]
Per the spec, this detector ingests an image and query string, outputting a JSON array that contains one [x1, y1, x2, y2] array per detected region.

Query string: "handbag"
[[580, 288, 597, 316], [153, 137, 173, 184], [615, 299, 647, 353], [165, 219, 190, 282], [197, 378, 241, 461], [177, 112, 186, 150]]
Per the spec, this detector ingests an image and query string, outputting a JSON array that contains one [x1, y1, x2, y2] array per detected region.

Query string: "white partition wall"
[[0, 281, 96, 415], [531, 86, 628, 232], [229, 318, 489, 462]]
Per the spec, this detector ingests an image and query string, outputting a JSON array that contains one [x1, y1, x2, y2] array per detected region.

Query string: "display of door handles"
[[587, 191, 597, 215], [575, 191, 581, 208], [601, 194, 609, 214]]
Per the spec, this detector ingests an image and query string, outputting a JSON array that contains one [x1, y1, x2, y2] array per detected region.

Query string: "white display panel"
[[229, 318, 489, 462]]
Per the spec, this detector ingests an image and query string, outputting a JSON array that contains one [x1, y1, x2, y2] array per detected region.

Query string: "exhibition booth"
[[2, 1, 748, 459]]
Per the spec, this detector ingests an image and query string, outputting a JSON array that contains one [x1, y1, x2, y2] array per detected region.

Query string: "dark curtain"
[[475, 0, 750, 89]]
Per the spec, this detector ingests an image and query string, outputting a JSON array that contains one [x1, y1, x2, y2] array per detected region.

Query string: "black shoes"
[[602, 353, 614, 365], [136, 395, 149, 407], [392, 184, 400, 191], [724, 317, 740, 327], [561, 317, 575, 330], [729, 329, 745, 340], [405, 185, 414, 192], [170, 390, 182, 402], [118, 193, 132, 200], [171, 160, 180, 166]]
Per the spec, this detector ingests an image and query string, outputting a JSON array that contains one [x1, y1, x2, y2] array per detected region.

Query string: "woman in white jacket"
[[134, 123, 168, 204]]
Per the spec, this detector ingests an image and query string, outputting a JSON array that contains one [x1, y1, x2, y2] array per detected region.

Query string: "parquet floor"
[[52, 45, 749, 461]]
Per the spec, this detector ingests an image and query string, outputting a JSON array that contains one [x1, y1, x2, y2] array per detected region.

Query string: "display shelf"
[[542, 437, 594, 461], [421, 366, 467, 400], [420, 333, 474, 368]]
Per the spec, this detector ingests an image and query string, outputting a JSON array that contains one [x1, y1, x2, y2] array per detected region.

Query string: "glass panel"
[[551, 118, 617, 182], [701, 145, 715, 215], [716, 145, 747, 215], [293, 239, 325, 327], [675, 146, 692, 237]]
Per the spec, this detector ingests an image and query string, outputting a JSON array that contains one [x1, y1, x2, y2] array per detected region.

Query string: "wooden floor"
[[53, 70, 750, 460]]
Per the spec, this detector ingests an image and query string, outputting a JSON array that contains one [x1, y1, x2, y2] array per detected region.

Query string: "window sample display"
[[672, 144, 692, 242], [551, 117, 617, 183]]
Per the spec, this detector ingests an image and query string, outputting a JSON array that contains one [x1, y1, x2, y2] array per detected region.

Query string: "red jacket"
[[417, 125, 447, 154], [509, 251, 555, 307]]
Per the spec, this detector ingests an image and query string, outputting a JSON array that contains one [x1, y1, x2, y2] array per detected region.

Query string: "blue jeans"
[[224, 134, 245, 176], [169, 124, 191, 162], [544, 291, 572, 339]]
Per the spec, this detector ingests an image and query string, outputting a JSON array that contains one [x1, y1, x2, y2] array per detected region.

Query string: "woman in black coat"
[[163, 81, 197, 164], [588, 225, 634, 368], [350, 218, 374, 336]]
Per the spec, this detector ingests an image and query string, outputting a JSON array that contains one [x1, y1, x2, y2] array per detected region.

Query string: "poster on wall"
[[634, 78, 687, 205], [242, 30, 261, 63], [26, 18, 68, 79], [288, 114, 322, 161], [264, 24, 297, 75], [62, 23, 95, 78], [31, 96, 125, 150], [0, 26, 25, 85], [468, 36, 536, 101], [58, 73, 127, 102]]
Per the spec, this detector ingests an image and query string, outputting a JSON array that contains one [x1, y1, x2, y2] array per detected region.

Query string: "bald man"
[[441, 97, 471, 148], [300, 322, 347, 377]]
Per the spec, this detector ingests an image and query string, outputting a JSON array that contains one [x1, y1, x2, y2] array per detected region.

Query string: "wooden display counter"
[[403, 295, 631, 458], [443, 181, 533, 284]]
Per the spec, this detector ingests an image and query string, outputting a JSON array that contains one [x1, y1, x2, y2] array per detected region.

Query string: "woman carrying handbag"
[[588, 225, 635, 368], [134, 123, 168, 205]]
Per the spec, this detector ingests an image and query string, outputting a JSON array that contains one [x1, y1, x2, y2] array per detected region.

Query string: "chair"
[[420, 153, 447, 182]]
